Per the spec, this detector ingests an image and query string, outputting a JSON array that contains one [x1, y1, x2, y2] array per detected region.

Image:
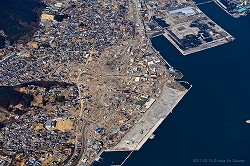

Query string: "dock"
[[213, 0, 240, 18], [163, 31, 234, 56], [146, 2, 235, 55], [105, 83, 190, 152], [196, 0, 214, 6]]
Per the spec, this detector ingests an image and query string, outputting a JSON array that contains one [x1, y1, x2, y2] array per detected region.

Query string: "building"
[[45, 120, 52, 129], [95, 128, 103, 134]]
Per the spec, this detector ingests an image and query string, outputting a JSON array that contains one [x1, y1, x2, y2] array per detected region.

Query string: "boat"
[[246, 120, 250, 124], [241, 12, 247, 16], [149, 134, 155, 139]]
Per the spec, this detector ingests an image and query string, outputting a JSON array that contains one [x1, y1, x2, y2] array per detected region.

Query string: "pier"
[[105, 84, 190, 152], [106, 83, 191, 166], [196, 0, 214, 6], [120, 150, 134, 166], [161, 8, 235, 56], [213, 0, 240, 18], [149, 31, 165, 39]]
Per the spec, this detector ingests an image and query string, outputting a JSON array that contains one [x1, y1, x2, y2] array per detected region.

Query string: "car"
[[81, 158, 88, 163]]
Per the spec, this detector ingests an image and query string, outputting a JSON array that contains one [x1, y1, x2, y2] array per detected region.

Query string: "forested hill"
[[0, 0, 45, 44]]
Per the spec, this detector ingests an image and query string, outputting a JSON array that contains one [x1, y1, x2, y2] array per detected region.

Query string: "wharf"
[[146, 2, 235, 55], [149, 31, 165, 39], [213, 0, 240, 18], [163, 31, 235, 56], [105, 83, 190, 152]]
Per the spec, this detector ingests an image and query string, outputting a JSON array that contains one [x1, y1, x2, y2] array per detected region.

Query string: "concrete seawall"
[[105, 83, 189, 152]]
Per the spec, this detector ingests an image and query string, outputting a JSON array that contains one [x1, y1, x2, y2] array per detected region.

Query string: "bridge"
[[196, 0, 214, 6]]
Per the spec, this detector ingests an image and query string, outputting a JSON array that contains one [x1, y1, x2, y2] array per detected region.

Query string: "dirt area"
[[27, 41, 38, 49], [42, 155, 53, 166], [41, 14, 54, 20], [55, 120, 73, 131], [35, 124, 44, 130]]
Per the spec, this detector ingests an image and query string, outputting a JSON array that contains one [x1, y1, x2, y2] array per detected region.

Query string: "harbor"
[[93, 11, 250, 164], [145, 1, 234, 55], [105, 84, 191, 152], [214, 0, 250, 18]]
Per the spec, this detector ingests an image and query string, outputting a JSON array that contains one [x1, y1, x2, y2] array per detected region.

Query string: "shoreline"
[[104, 85, 190, 152], [213, 0, 240, 18], [0, 0, 192, 165], [78, 36, 192, 165], [92, 82, 191, 165], [149, 2, 235, 56], [88, 37, 192, 165]]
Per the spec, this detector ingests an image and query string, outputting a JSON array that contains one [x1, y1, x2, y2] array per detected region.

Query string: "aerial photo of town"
[[0, 0, 240, 166]]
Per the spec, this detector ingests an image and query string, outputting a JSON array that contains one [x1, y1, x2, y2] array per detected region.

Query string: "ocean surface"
[[93, 1, 250, 166]]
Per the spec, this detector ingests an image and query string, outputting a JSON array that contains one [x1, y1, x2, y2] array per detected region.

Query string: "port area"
[[214, 0, 250, 18], [0, 0, 192, 165], [145, 1, 234, 55], [105, 84, 189, 152]]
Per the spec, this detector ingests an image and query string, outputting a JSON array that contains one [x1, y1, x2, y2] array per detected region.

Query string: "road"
[[0, 52, 16, 63]]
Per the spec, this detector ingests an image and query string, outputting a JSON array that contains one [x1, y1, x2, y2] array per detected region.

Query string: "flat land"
[[146, 2, 234, 55], [106, 85, 188, 151]]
